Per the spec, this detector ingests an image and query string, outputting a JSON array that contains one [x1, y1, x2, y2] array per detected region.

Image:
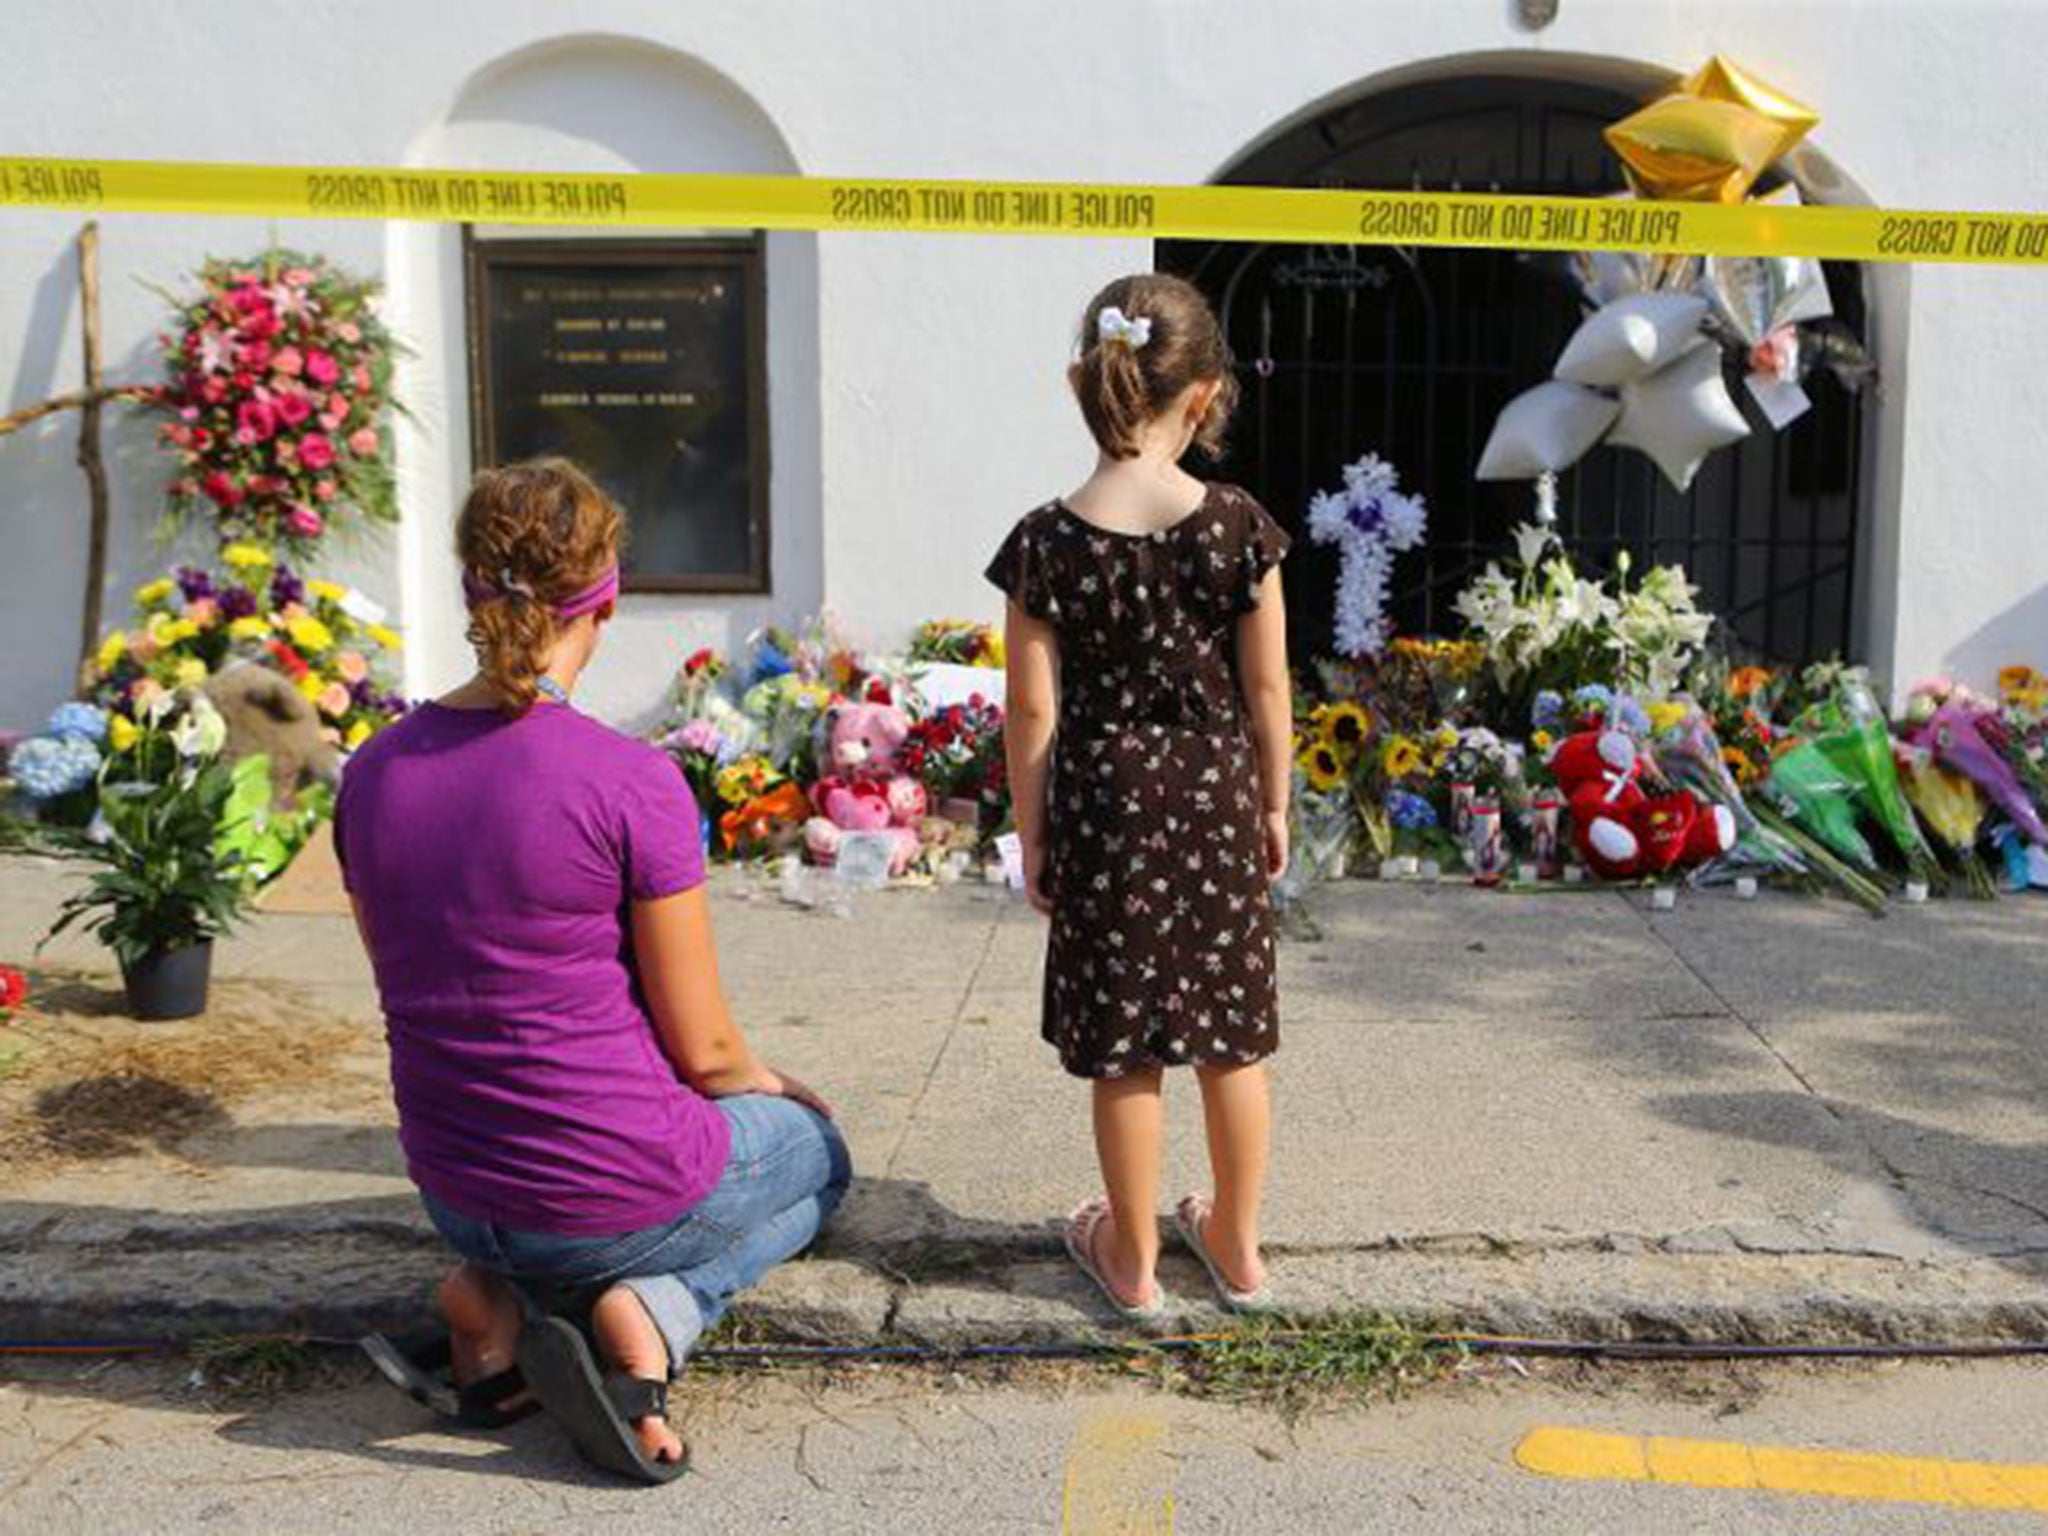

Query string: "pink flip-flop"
[[1064, 1197, 1166, 1322], [1174, 1194, 1278, 1314]]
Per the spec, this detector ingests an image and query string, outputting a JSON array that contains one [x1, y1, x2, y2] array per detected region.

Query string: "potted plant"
[[39, 696, 251, 1020]]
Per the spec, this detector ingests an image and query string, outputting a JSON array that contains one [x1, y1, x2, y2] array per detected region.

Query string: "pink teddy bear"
[[803, 701, 928, 876]]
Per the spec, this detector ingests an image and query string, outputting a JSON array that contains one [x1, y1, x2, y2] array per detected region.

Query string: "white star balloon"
[[1606, 341, 1751, 492], [1553, 291, 1710, 388], [1475, 380, 1621, 481]]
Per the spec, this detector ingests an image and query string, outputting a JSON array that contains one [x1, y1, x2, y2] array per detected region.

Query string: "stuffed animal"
[[1548, 725, 1735, 880], [803, 701, 927, 875], [204, 663, 340, 806]]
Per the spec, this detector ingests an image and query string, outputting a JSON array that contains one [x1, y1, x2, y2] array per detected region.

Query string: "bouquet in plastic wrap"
[[1756, 669, 1936, 887], [1804, 673, 1941, 881], [1648, 703, 1808, 883], [1897, 742, 1995, 897], [1908, 694, 2048, 848], [1763, 738, 1880, 872]]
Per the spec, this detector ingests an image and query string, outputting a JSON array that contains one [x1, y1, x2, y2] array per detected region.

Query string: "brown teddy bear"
[[203, 663, 340, 805]]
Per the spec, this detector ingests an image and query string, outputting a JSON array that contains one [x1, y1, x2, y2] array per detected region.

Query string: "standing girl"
[[986, 274, 1292, 1317]]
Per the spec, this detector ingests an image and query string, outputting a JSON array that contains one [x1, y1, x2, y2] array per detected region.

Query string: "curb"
[[7, 1219, 2048, 1351]]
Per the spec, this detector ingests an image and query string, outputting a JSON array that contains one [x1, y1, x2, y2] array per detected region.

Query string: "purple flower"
[[175, 565, 214, 602], [1346, 498, 1385, 535], [270, 565, 306, 610], [219, 586, 259, 621], [349, 677, 375, 707]]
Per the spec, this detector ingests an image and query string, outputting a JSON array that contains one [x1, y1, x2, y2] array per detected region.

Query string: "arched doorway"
[[388, 35, 823, 718], [1160, 65, 1871, 669]]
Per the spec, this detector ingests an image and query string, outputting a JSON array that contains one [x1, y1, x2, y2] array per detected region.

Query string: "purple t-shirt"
[[335, 701, 729, 1236]]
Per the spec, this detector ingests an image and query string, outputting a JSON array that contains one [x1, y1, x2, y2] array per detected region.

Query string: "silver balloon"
[[1575, 248, 1702, 307], [1705, 254, 1833, 348]]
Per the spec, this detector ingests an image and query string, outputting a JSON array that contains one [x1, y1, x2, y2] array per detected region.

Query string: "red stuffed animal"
[[1547, 727, 1735, 880]]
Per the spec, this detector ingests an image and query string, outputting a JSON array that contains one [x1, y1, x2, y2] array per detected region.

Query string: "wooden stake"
[[75, 221, 109, 690]]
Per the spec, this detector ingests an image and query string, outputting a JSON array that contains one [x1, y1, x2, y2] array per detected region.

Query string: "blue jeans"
[[421, 1095, 852, 1372]]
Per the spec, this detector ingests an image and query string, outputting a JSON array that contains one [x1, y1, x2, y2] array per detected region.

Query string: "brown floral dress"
[[985, 482, 1291, 1079]]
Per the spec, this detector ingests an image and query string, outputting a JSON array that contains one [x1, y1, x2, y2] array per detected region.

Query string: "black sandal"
[[360, 1327, 538, 1428], [515, 1314, 688, 1485]]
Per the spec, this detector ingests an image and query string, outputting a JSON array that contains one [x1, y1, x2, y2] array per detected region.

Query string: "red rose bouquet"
[[154, 251, 402, 555]]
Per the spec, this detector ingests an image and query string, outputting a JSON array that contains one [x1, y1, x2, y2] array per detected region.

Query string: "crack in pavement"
[[880, 904, 1003, 1182], [1630, 909, 2048, 1262], [1629, 904, 1920, 1195], [1898, 1171, 2048, 1234]]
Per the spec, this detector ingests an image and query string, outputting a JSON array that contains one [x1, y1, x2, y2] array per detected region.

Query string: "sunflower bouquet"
[[1292, 698, 1393, 863]]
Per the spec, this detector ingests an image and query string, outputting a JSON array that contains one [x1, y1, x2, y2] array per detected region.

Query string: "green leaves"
[[39, 755, 252, 968]]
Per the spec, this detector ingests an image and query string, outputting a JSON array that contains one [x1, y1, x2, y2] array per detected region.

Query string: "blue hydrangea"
[[1572, 682, 1615, 718], [46, 701, 108, 742], [1531, 690, 1565, 731], [1386, 789, 1438, 830], [10, 734, 101, 800], [1611, 694, 1652, 737]]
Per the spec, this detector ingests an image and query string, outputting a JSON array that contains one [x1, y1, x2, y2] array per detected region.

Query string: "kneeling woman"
[[338, 459, 848, 1479]]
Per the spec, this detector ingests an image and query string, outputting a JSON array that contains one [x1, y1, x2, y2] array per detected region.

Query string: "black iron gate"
[[1159, 73, 1868, 668]]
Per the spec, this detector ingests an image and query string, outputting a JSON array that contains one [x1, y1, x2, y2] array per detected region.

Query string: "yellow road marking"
[[1517, 1425, 2048, 1513], [1061, 1408, 1174, 1535]]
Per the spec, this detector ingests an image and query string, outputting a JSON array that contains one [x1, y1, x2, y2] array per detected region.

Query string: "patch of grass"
[[187, 1334, 332, 1398], [1147, 1314, 1460, 1420]]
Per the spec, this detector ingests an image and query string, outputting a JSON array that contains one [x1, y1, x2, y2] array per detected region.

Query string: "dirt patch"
[[0, 972, 370, 1175]]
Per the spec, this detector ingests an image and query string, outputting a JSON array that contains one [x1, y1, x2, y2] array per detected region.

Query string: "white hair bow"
[[1097, 306, 1152, 351]]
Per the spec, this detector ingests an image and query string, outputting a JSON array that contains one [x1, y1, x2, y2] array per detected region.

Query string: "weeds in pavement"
[[187, 1335, 332, 1398], [1145, 1314, 1460, 1420]]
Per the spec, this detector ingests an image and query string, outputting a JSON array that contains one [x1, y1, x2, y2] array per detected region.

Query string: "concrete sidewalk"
[[3, 855, 2047, 1347]]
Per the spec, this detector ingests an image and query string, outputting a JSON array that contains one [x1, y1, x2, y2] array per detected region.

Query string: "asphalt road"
[[6, 1351, 2048, 1532]]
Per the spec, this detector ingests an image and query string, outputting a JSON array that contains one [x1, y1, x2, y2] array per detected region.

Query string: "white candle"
[[1652, 886, 1678, 911], [1563, 865, 1586, 885], [1419, 859, 1441, 882], [1516, 862, 1539, 884], [1735, 876, 1759, 900], [1903, 879, 1930, 904]]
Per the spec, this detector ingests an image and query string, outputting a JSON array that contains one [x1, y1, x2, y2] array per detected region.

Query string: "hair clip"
[[499, 568, 537, 599], [1097, 307, 1153, 351]]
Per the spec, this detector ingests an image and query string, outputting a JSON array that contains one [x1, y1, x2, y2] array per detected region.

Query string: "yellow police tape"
[[5, 156, 2048, 265]]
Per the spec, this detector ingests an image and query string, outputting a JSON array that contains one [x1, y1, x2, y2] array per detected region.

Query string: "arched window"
[[1161, 70, 1870, 667]]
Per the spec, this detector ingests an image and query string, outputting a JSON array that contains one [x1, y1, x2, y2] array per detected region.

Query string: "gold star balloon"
[[1604, 93, 1788, 204], [1683, 55, 1819, 165]]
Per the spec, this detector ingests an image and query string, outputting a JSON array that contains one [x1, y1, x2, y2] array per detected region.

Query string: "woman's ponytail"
[[455, 459, 624, 715]]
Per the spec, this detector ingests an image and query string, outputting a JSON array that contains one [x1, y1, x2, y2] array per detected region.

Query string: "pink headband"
[[462, 563, 620, 620]]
